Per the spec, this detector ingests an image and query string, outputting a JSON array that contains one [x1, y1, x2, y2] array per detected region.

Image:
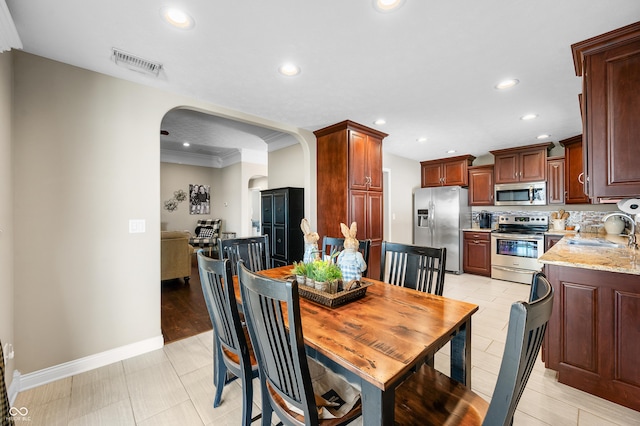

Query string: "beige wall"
[[0, 51, 15, 385], [383, 152, 422, 244], [268, 143, 304, 190], [11, 52, 314, 375], [160, 163, 223, 232]]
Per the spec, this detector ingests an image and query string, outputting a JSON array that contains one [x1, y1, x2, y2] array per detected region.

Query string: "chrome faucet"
[[602, 212, 637, 249]]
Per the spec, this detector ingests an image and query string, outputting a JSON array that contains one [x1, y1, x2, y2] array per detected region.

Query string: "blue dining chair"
[[238, 263, 362, 426], [218, 235, 270, 275], [197, 251, 260, 425], [394, 271, 554, 425], [380, 241, 447, 296]]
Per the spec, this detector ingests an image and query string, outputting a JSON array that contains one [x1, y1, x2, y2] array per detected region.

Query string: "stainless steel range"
[[491, 214, 549, 284]]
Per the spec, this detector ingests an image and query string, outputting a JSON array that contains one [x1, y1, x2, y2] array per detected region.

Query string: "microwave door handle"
[[529, 186, 534, 204]]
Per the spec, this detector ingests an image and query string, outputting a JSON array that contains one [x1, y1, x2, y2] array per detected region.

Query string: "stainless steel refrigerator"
[[413, 186, 471, 274]]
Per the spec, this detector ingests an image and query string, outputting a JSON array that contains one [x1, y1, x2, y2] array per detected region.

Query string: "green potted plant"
[[291, 261, 307, 285]]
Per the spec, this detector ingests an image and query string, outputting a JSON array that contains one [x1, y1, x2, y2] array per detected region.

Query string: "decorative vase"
[[314, 280, 329, 292], [296, 275, 306, 286], [604, 216, 625, 234]]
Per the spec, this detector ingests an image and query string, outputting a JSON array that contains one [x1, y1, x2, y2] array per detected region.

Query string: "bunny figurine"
[[337, 222, 367, 283], [300, 218, 320, 263]]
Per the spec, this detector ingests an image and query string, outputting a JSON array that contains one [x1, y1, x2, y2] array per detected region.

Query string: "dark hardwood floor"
[[161, 256, 212, 344]]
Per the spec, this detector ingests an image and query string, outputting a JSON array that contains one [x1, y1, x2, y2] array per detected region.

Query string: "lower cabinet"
[[544, 234, 563, 251], [544, 264, 640, 412], [463, 231, 491, 276]]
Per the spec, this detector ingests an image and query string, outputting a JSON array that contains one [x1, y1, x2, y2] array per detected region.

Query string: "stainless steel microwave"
[[494, 181, 547, 206]]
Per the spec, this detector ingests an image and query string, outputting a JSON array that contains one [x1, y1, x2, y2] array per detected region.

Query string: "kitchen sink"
[[566, 237, 625, 248]]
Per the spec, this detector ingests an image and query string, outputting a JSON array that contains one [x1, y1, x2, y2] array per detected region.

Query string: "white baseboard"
[[8, 370, 20, 405], [14, 335, 164, 393]]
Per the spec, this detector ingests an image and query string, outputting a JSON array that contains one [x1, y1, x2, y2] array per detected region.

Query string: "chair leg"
[[260, 381, 272, 426], [213, 344, 226, 408], [240, 371, 261, 426]]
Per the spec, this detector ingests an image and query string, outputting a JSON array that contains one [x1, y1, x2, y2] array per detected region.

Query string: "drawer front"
[[463, 231, 490, 241]]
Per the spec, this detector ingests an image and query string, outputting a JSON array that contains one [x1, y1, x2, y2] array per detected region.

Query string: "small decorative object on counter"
[[551, 209, 570, 230], [603, 215, 626, 234], [337, 222, 367, 283], [300, 218, 320, 263]]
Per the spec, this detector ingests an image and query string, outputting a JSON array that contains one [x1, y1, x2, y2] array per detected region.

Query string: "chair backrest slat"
[[380, 241, 447, 296], [219, 236, 271, 275], [238, 263, 318, 424], [321, 236, 371, 265], [483, 271, 554, 426]]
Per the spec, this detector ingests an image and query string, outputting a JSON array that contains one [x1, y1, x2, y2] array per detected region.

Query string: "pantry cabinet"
[[315, 120, 388, 278], [421, 154, 476, 187], [572, 21, 640, 201], [490, 143, 554, 184], [467, 165, 494, 206], [261, 187, 305, 268]]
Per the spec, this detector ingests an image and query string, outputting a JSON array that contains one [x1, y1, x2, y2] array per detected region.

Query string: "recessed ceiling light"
[[495, 79, 519, 90], [183, 142, 190, 147], [278, 63, 301, 76], [536, 134, 551, 140], [373, 0, 406, 12], [374, 118, 386, 125], [447, 150, 457, 154], [417, 137, 428, 143], [521, 114, 538, 120], [160, 7, 195, 29]]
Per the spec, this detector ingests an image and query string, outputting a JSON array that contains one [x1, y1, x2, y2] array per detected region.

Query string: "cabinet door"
[[443, 160, 468, 186], [422, 163, 443, 187], [519, 148, 547, 182], [585, 39, 640, 199], [273, 192, 287, 225], [493, 153, 519, 184], [547, 158, 565, 204], [545, 235, 562, 251], [367, 135, 383, 191], [563, 139, 590, 204], [261, 194, 273, 224], [348, 130, 368, 190], [463, 232, 490, 276], [468, 166, 494, 206], [272, 225, 287, 259]]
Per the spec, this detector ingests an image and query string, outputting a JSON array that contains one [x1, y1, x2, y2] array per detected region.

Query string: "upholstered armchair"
[[161, 231, 193, 283], [188, 219, 222, 256]]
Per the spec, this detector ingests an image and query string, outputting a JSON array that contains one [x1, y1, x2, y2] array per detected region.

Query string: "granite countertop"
[[539, 232, 640, 275], [462, 228, 493, 232]]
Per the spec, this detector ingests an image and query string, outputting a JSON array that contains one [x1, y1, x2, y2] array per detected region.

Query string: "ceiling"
[[5, 0, 640, 166]]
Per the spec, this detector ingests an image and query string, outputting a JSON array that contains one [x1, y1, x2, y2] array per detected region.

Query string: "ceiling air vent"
[[112, 48, 163, 77]]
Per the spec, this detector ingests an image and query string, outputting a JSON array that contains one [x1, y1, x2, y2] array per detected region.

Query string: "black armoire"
[[261, 187, 304, 268]]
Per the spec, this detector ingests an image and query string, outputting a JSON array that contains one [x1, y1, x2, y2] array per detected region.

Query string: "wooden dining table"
[[236, 266, 479, 425]]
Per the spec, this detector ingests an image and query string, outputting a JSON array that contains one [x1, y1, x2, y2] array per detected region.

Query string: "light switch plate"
[[129, 219, 146, 233]]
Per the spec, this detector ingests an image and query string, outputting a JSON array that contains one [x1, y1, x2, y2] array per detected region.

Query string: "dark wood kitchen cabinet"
[[315, 120, 387, 278], [467, 165, 494, 206], [547, 156, 565, 205], [463, 231, 491, 276], [421, 154, 476, 187], [261, 187, 304, 268], [560, 135, 590, 204], [490, 143, 554, 184], [572, 21, 640, 201], [544, 264, 640, 412], [544, 234, 563, 251]]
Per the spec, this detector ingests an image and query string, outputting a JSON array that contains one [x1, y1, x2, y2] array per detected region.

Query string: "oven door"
[[491, 233, 544, 284]]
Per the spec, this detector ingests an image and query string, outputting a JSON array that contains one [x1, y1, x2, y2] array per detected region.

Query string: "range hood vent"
[[112, 48, 162, 77]]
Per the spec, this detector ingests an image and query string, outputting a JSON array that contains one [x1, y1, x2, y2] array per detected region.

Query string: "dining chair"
[[394, 271, 554, 426], [321, 236, 371, 265], [197, 251, 260, 426], [218, 235, 270, 275], [379, 241, 447, 295], [238, 263, 362, 426]]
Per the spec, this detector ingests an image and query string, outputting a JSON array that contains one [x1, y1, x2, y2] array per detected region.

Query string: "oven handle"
[[492, 265, 538, 275], [491, 233, 544, 242]]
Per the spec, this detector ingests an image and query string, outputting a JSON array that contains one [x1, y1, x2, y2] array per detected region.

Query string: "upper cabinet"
[[547, 156, 565, 205], [421, 154, 476, 187], [468, 165, 494, 206], [560, 135, 590, 204], [348, 128, 383, 191], [490, 143, 554, 184], [572, 21, 640, 201]]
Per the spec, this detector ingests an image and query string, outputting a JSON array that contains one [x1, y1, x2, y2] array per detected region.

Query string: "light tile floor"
[[11, 273, 640, 425]]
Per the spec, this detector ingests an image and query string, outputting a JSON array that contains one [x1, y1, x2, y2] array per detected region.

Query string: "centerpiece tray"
[[285, 276, 373, 308]]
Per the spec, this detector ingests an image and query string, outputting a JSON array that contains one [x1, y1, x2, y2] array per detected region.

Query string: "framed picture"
[[189, 184, 210, 215]]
